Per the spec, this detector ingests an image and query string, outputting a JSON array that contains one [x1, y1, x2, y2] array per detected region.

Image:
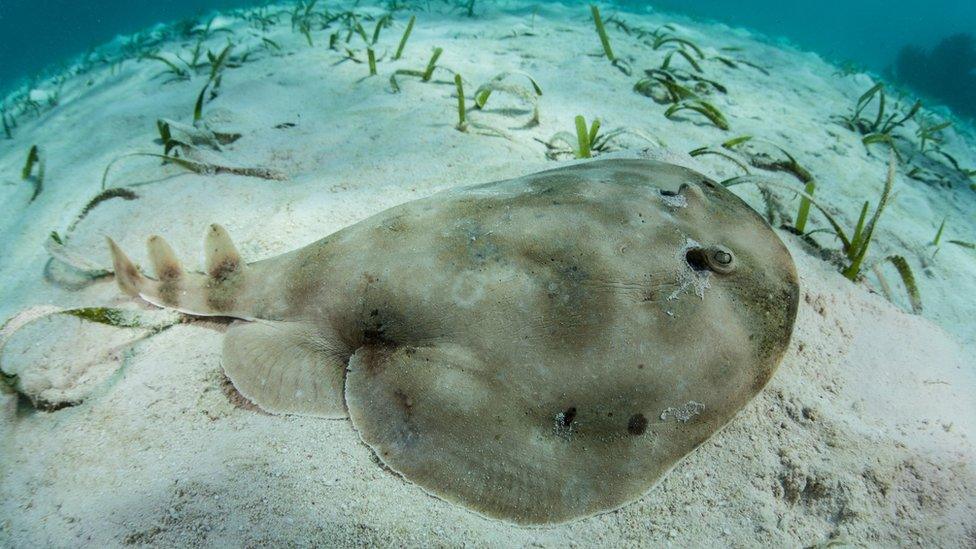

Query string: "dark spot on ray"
[[205, 272, 242, 312], [659, 189, 679, 197], [362, 324, 395, 347], [158, 266, 182, 282], [208, 258, 240, 281], [158, 280, 181, 307], [627, 413, 648, 435], [360, 306, 396, 347]]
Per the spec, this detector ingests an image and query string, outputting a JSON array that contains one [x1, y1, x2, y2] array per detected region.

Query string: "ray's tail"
[[108, 224, 259, 320]]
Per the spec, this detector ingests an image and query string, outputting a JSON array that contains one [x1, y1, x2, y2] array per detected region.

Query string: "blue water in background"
[[0, 0, 257, 87], [1, 0, 975, 116], [623, 0, 976, 73]]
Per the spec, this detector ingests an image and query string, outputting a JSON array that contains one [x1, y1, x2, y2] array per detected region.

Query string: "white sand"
[[1, 1, 974, 546]]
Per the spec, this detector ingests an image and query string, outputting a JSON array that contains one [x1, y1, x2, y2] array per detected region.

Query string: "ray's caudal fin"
[[107, 224, 254, 319]]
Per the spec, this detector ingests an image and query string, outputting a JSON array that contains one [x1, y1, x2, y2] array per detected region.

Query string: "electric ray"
[[107, 158, 799, 525]]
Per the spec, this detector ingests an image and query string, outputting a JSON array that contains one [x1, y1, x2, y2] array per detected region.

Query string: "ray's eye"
[[685, 245, 736, 274], [706, 245, 736, 274]]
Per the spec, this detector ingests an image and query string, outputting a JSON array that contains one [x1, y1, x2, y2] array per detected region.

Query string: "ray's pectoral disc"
[[108, 159, 799, 525]]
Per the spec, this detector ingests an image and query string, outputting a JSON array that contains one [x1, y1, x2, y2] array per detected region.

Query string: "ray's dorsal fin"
[[147, 235, 183, 282], [205, 224, 241, 280], [107, 237, 144, 298], [107, 224, 255, 319]]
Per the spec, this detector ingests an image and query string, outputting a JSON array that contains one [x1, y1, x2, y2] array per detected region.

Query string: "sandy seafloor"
[[1, 1, 975, 546]]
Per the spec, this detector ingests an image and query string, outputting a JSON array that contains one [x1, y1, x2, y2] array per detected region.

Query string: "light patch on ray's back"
[[660, 401, 705, 422], [659, 191, 688, 209], [450, 276, 486, 307]]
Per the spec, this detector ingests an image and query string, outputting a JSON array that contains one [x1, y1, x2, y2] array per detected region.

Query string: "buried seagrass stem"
[[22, 145, 45, 202], [393, 15, 415, 60], [591, 5, 615, 61], [455, 74, 467, 131], [101, 152, 286, 190]]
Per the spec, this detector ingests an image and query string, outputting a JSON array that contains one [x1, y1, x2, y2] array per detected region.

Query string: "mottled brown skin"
[[109, 159, 799, 525]]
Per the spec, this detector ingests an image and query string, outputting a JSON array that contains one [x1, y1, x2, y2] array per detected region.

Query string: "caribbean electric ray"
[[108, 159, 799, 525]]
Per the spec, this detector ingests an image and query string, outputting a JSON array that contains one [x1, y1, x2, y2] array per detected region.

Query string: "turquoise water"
[[624, 0, 976, 73], [1, 0, 975, 118], [0, 0, 257, 88]]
